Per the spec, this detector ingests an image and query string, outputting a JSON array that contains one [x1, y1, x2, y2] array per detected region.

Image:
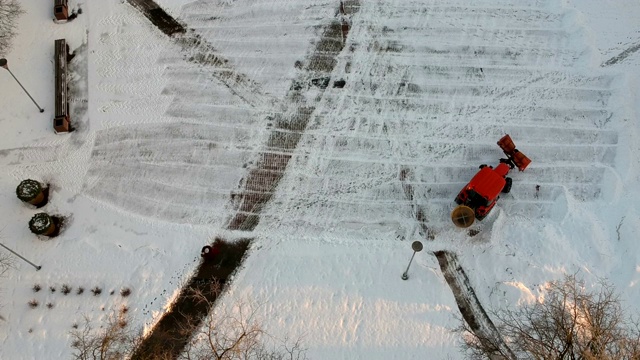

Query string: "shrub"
[[91, 287, 102, 296], [120, 288, 131, 297], [77, 287, 84, 295], [32, 284, 41, 292], [61, 284, 72, 295], [28, 299, 38, 308]]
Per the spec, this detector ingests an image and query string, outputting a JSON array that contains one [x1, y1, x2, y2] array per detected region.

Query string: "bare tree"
[[0, 252, 15, 321], [69, 285, 307, 360], [0, 0, 24, 56], [0, 252, 13, 278], [179, 284, 308, 360], [457, 274, 640, 359], [70, 308, 142, 360]]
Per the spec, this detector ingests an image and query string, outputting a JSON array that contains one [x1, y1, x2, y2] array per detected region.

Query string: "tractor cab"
[[451, 135, 531, 228]]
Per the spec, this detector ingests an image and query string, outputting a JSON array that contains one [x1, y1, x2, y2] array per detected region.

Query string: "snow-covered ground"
[[0, 0, 639, 358]]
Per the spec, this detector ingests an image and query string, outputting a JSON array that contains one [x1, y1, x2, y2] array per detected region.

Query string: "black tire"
[[502, 177, 513, 193], [479, 164, 487, 169]]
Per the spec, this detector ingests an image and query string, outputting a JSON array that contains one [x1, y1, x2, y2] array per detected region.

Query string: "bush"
[[62, 284, 72, 295], [458, 274, 640, 359]]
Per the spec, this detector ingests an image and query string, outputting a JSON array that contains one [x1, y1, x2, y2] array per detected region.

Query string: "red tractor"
[[451, 135, 531, 228]]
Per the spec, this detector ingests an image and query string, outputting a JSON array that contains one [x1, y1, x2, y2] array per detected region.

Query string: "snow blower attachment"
[[497, 134, 531, 171], [451, 135, 531, 228]]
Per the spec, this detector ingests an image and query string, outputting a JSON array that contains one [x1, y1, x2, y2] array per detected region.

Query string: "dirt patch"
[[131, 238, 251, 360], [125, 0, 185, 36]]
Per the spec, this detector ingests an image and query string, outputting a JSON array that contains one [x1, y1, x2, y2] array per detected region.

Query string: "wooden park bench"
[[54, 39, 71, 133]]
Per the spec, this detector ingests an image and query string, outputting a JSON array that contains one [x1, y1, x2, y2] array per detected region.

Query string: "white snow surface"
[[0, 0, 639, 359]]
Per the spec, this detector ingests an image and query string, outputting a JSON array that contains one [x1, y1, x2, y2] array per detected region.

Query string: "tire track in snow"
[[125, 0, 277, 109], [601, 41, 640, 66], [400, 168, 436, 240], [435, 251, 516, 360]]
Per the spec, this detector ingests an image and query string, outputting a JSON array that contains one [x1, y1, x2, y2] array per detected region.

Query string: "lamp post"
[[0, 241, 41, 271], [402, 241, 423, 280], [0, 58, 45, 113]]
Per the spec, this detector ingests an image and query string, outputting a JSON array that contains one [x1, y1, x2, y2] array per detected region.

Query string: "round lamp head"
[[411, 241, 423, 252]]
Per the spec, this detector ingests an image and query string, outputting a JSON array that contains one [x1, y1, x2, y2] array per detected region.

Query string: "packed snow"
[[0, 0, 639, 358]]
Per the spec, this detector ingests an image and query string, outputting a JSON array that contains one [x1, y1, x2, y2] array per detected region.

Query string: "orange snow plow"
[[497, 134, 531, 171], [451, 135, 531, 228]]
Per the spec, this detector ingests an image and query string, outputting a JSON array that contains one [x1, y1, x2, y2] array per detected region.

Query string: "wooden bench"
[[54, 39, 70, 133], [54, 0, 69, 21]]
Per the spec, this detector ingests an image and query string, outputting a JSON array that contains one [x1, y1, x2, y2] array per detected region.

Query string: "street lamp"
[[0, 241, 41, 271], [0, 58, 45, 113], [402, 241, 423, 280]]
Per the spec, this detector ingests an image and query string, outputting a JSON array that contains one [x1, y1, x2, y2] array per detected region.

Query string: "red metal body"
[[453, 135, 531, 222], [455, 163, 511, 219]]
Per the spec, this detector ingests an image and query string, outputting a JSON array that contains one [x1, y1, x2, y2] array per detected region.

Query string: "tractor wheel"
[[451, 205, 475, 228], [502, 177, 512, 193], [479, 164, 487, 169]]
